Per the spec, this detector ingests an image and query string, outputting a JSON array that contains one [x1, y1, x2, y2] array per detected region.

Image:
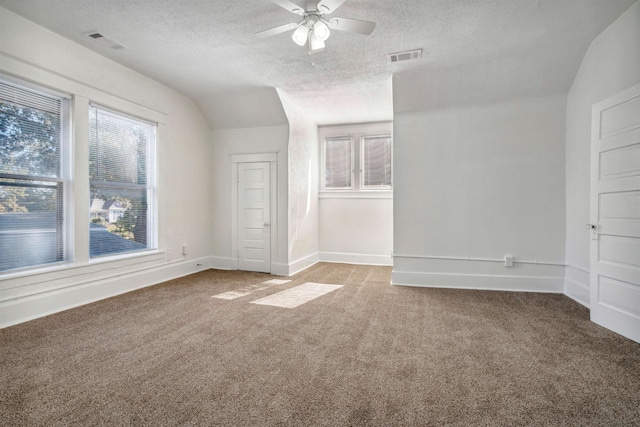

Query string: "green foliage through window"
[[0, 77, 69, 272]]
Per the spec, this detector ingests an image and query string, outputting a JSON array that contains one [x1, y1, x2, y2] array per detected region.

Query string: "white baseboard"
[[210, 254, 318, 277], [271, 263, 289, 276], [319, 252, 393, 266], [0, 256, 213, 329], [392, 256, 564, 293], [271, 253, 319, 276], [564, 264, 590, 308], [210, 256, 235, 270], [288, 253, 319, 276], [392, 271, 564, 293]]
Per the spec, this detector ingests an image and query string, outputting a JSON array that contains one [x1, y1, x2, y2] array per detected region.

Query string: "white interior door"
[[590, 83, 640, 343], [237, 162, 271, 273]]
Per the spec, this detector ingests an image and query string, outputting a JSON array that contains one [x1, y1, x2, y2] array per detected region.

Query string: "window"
[[362, 135, 392, 190], [323, 137, 353, 190], [322, 132, 392, 192], [89, 105, 156, 258], [0, 75, 71, 272]]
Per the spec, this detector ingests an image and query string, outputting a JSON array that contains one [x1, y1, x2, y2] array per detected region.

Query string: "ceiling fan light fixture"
[[313, 20, 330, 41], [309, 32, 326, 52], [292, 25, 309, 46], [256, 0, 377, 53]]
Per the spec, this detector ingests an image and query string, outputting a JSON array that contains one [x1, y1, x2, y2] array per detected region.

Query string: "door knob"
[[586, 224, 597, 230]]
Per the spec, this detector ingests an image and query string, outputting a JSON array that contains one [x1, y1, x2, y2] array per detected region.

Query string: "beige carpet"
[[1, 263, 639, 426]]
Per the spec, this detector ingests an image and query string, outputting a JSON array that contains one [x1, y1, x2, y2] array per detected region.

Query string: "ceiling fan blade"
[[328, 17, 376, 35], [271, 0, 305, 15], [255, 22, 300, 38], [316, 0, 347, 14]]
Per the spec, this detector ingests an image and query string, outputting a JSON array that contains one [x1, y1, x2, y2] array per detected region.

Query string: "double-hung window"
[[88, 104, 156, 258], [0, 75, 71, 272], [322, 132, 392, 192]]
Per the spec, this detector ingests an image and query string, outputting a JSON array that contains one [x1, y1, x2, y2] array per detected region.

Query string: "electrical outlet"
[[504, 255, 514, 267]]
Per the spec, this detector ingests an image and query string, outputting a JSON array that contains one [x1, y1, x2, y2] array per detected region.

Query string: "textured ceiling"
[[0, 0, 635, 126]]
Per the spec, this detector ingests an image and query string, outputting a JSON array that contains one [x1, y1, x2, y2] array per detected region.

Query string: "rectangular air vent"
[[84, 31, 126, 50], [388, 49, 422, 63]]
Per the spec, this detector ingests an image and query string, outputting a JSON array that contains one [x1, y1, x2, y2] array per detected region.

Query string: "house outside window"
[[88, 104, 157, 258], [0, 75, 71, 272]]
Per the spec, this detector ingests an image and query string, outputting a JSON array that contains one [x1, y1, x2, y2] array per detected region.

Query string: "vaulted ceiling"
[[0, 0, 635, 126]]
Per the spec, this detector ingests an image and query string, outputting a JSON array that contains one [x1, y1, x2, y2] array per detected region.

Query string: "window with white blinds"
[[0, 75, 71, 272], [362, 135, 392, 190], [89, 105, 156, 258], [322, 133, 392, 192], [323, 137, 353, 190]]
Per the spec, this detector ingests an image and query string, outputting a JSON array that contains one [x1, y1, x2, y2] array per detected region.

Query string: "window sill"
[[88, 249, 161, 265], [319, 191, 393, 199], [0, 250, 170, 306], [1, 250, 165, 283]]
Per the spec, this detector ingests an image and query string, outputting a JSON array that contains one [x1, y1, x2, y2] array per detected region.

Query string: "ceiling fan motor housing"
[[304, 14, 321, 28]]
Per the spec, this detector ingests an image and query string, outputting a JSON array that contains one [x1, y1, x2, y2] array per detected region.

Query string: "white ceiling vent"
[[84, 31, 126, 50], [388, 49, 422, 63]]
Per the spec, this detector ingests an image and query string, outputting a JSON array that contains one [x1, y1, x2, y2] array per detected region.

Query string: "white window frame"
[[320, 124, 393, 196], [88, 103, 158, 259], [0, 73, 73, 273]]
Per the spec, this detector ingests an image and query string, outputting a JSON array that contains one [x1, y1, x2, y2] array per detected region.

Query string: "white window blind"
[[362, 135, 392, 190], [0, 76, 71, 272], [89, 105, 156, 258], [324, 137, 352, 190]]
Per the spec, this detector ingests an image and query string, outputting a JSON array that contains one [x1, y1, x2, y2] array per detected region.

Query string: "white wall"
[[565, 1, 640, 306], [0, 7, 213, 328], [319, 198, 393, 265], [318, 122, 393, 266], [392, 94, 566, 291], [210, 125, 289, 272], [278, 90, 320, 274]]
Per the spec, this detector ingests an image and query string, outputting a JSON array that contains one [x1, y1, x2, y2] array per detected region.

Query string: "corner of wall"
[[564, 264, 590, 307], [276, 89, 320, 269]]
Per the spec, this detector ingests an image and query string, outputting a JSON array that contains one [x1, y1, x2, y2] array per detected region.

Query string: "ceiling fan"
[[255, 0, 376, 54]]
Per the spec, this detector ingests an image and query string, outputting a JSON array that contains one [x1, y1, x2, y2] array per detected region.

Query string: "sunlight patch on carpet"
[[212, 279, 290, 300], [262, 279, 291, 285], [250, 282, 342, 308]]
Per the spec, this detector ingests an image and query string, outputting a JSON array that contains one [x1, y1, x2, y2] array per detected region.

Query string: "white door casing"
[[590, 82, 640, 344], [231, 153, 278, 273]]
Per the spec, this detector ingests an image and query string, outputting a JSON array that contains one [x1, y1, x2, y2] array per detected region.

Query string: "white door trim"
[[231, 153, 278, 272]]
